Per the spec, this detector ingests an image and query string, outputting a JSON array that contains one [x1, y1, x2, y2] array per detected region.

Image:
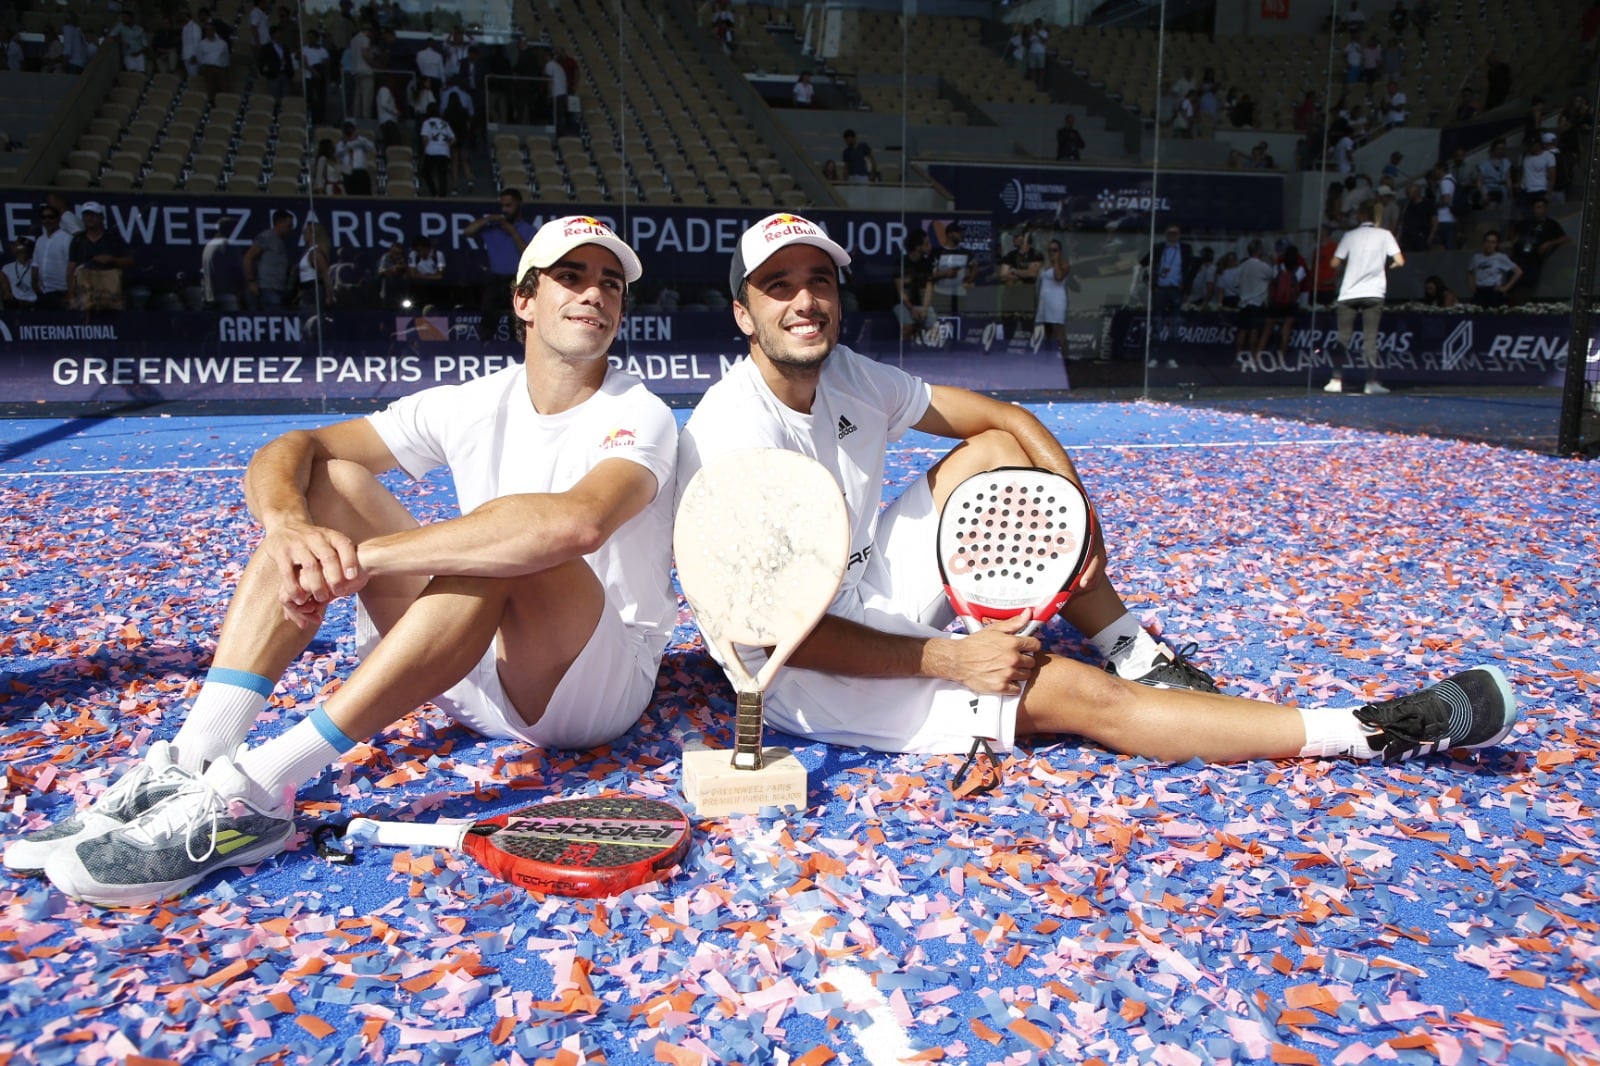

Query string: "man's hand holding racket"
[[921, 614, 1042, 695]]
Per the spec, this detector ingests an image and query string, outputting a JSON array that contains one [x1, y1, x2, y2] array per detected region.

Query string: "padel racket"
[[937, 466, 1097, 636], [674, 448, 849, 770], [322, 795, 690, 898]]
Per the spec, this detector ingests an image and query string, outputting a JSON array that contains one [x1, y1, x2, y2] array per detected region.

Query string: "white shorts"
[[355, 592, 656, 750], [760, 475, 1022, 756]]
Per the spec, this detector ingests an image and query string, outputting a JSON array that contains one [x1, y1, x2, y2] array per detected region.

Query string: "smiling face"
[[733, 244, 840, 375], [514, 244, 626, 363]]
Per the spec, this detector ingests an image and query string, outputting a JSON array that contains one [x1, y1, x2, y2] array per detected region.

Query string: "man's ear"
[[731, 300, 755, 338]]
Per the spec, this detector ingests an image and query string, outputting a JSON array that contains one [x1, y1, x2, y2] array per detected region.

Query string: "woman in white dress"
[[1033, 237, 1070, 354]]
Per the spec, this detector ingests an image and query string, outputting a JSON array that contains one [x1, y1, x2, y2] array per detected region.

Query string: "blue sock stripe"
[[308, 706, 358, 754], [205, 668, 275, 698]]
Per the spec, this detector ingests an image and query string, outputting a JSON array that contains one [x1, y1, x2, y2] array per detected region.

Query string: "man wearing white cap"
[[674, 213, 1518, 783], [23, 217, 680, 906]]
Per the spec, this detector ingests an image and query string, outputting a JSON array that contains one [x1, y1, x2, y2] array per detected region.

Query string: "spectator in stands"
[[894, 229, 935, 342], [67, 203, 133, 312], [1411, 0, 1433, 41], [1429, 165, 1459, 250], [443, 26, 469, 79], [60, 14, 90, 75], [1522, 96, 1549, 149], [374, 74, 404, 148], [103, 10, 146, 73], [708, 0, 738, 55], [1375, 183, 1401, 234], [32, 204, 72, 310], [1360, 35, 1383, 84], [184, 7, 212, 78], [1309, 230, 1342, 306], [1477, 138, 1512, 212], [997, 228, 1042, 340], [1171, 90, 1197, 139], [841, 129, 878, 184], [1557, 94, 1592, 196], [550, 49, 580, 137], [1142, 225, 1194, 325], [931, 221, 976, 315], [296, 219, 333, 309], [1518, 133, 1559, 217], [1383, 81, 1407, 128], [1398, 179, 1435, 252], [1262, 243, 1307, 360], [416, 38, 444, 85], [274, 6, 299, 54], [311, 137, 342, 195], [793, 71, 814, 107], [1188, 246, 1218, 307], [196, 20, 231, 101], [1455, 88, 1480, 124], [1509, 197, 1570, 300], [1331, 126, 1356, 173], [1383, 34, 1405, 80], [1026, 18, 1049, 89], [243, 209, 296, 311], [302, 29, 331, 125], [1293, 90, 1319, 132], [1483, 51, 1511, 112], [1345, 1, 1369, 33], [1, 27, 23, 73], [408, 73, 438, 130], [1420, 275, 1458, 307], [324, 0, 355, 76], [248, 0, 272, 48], [1215, 251, 1241, 308], [1326, 200, 1403, 394], [1344, 33, 1363, 84], [1229, 92, 1256, 129], [347, 22, 375, 119], [407, 234, 446, 303], [1055, 114, 1085, 161], [418, 104, 455, 198], [1387, 1, 1409, 34], [1034, 238, 1071, 356], [1382, 150, 1404, 184], [257, 23, 293, 102], [442, 74, 476, 192], [1, 238, 39, 310], [376, 239, 410, 307], [464, 187, 534, 315], [1246, 142, 1276, 169], [1466, 231, 1521, 306], [336, 121, 376, 196], [1233, 239, 1275, 359]]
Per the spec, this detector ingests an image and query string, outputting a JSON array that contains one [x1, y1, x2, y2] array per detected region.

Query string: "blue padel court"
[[2, 401, 1598, 1066]]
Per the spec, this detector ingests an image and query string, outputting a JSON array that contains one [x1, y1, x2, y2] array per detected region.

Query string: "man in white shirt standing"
[[181, 7, 208, 77], [1518, 132, 1559, 217], [1326, 201, 1404, 394], [417, 104, 455, 197], [32, 203, 74, 310], [543, 47, 568, 133]]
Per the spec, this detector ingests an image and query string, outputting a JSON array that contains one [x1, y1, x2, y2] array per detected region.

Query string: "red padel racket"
[[323, 795, 691, 898], [937, 466, 1097, 636]]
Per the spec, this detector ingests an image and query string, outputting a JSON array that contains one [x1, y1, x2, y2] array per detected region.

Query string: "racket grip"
[[346, 817, 472, 850]]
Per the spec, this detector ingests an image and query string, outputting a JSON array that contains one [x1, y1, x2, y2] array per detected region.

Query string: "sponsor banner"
[[924, 162, 1285, 233], [0, 194, 918, 294], [0, 309, 1070, 402], [1111, 309, 1579, 385]]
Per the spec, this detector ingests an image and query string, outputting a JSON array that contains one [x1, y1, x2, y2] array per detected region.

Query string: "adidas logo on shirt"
[[837, 415, 857, 440]]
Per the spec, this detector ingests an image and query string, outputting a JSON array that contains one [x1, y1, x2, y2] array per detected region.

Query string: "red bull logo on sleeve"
[[600, 427, 637, 450]]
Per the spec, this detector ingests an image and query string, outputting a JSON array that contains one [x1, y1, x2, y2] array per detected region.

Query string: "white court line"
[[0, 438, 1368, 479]]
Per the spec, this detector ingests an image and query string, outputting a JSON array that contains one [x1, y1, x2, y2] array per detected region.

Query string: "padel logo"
[[1000, 179, 1024, 213], [1441, 319, 1474, 370], [600, 427, 636, 450], [1095, 187, 1170, 212]]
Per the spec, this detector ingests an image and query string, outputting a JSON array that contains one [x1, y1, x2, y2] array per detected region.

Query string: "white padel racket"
[[937, 466, 1097, 637], [674, 448, 849, 770]]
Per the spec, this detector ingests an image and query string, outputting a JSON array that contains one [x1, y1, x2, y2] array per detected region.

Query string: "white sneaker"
[[1323, 378, 1344, 393], [1364, 381, 1390, 395], [4, 741, 195, 876], [44, 755, 293, 908]]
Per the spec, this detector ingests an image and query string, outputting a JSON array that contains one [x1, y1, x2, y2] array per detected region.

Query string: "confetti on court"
[[2, 404, 1598, 1065]]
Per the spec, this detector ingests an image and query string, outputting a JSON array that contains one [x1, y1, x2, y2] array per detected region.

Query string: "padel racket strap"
[[952, 737, 1003, 799]]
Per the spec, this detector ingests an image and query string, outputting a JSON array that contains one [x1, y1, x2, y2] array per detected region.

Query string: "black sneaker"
[[1108, 643, 1221, 693], [1354, 666, 1518, 761]]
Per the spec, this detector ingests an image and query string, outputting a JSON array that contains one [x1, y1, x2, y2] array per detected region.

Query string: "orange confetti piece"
[[792, 1049, 836, 1066], [295, 1015, 336, 1039], [1270, 1044, 1321, 1065], [1007, 1018, 1054, 1050], [970, 1018, 1003, 1044], [1504, 970, 1547, 989]]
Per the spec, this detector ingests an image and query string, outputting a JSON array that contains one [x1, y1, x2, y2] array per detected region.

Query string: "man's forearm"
[[356, 493, 602, 580], [784, 614, 944, 680]]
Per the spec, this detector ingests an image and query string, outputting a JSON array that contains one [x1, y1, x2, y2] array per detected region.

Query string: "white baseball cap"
[[730, 212, 850, 298], [515, 215, 642, 284], [78, 200, 105, 217]]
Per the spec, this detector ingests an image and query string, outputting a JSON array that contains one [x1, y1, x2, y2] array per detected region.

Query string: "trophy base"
[[681, 742, 807, 818]]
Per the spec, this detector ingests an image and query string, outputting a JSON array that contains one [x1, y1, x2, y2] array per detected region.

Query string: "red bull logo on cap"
[[600, 427, 637, 450], [565, 216, 611, 237], [762, 213, 821, 243]]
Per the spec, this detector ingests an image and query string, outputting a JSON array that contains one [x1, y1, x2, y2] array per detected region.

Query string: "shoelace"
[[125, 777, 228, 865], [1354, 691, 1446, 746], [1156, 643, 1217, 688]]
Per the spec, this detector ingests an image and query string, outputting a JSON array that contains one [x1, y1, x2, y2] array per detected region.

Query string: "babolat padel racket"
[[322, 795, 691, 898], [937, 466, 1097, 636]]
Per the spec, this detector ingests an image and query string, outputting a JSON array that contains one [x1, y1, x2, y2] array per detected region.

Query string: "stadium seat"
[[55, 168, 93, 189]]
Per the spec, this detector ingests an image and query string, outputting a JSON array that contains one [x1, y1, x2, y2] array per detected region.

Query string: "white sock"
[[234, 714, 347, 811], [1297, 707, 1379, 759], [1089, 614, 1164, 676], [172, 668, 274, 772]]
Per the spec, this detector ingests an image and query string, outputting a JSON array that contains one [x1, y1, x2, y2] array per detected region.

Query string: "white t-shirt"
[[408, 248, 445, 275], [678, 346, 930, 627], [249, 4, 271, 46], [1236, 256, 1275, 308], [420, 115, 455, 156], [34, 229, 73, 293], [1522, 149, 1556, 193], [545, 58, 568, 97], [367, 364, 678, 654], [1333, 222, 1401, 301], [792, 79, 813, 105], [1469, 251, 1517, 288], [3, 261, 38, 304]]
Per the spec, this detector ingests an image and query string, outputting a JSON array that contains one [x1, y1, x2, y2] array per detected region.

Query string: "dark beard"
[[752, 316, 833, 376]]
